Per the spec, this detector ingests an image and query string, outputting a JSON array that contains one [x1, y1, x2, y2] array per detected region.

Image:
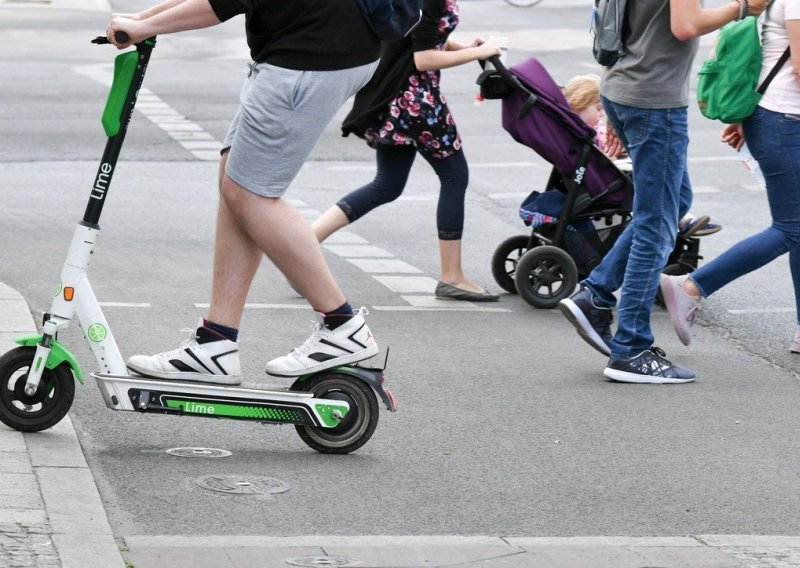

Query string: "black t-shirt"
[[208, 0, 381, 71]]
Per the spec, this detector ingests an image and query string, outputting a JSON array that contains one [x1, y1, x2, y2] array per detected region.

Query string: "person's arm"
[[414, 41, 500, 71], [788, 20, 800, 80], [108, 0, 221, 47], [116, 0, 189, 21], [670, 0, 769, 41]]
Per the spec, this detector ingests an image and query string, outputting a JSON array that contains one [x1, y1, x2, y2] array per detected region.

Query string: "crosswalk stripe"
[[73, 64, 222, 162]]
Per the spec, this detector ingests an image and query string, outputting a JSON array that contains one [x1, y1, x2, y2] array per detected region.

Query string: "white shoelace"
[[290, 321, 326, 358], [160, 328, 198, 359]]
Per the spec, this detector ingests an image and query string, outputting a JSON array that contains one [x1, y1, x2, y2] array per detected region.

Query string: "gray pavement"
[[3, 276, 800, 567], [4, 0, 800, 566]]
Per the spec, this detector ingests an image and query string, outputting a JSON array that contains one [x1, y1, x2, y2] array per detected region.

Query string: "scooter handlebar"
[[91, 32, 130, 45]]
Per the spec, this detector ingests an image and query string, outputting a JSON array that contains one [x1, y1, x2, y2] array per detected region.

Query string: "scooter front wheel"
[[0, 347, 75, 432], [291, 372, 379, 454]]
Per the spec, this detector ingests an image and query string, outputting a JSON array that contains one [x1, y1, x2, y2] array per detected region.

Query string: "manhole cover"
[[166, 447, 232, 458], [285, 557, 362, 567], [194, 475, 289, 496]]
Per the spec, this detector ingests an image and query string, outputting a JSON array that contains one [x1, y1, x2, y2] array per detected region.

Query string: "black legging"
[[336, 144, 469, 241]]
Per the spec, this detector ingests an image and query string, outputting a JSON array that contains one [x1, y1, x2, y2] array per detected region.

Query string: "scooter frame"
[[3, 35, 395, 453]]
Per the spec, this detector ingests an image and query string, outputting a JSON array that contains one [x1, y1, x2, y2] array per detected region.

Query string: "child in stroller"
[[477, 57, 709, 308]]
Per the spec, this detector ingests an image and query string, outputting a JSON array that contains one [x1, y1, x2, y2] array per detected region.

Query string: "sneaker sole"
[[603, 367, 695, 384], [679, 215, 710, 239], [126, 364, 243, 386], [692, 225, 722, 237], [558, 298, 611, 356], [265, 345, 380, 378], [659, 275, 692, 346]]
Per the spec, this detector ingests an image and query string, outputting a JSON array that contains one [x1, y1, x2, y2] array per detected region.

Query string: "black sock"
[[202, 319, 238, 342], [323, 302, 354, 330]]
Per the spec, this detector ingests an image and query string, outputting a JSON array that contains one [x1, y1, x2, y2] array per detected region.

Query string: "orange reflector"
[[64, 287, 75, 301]]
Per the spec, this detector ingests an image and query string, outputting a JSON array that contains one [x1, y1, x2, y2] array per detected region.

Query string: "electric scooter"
[[0, 34, 396, 454]]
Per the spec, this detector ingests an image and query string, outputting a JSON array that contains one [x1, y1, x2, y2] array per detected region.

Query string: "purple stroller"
[[478, 57, 701, 308]]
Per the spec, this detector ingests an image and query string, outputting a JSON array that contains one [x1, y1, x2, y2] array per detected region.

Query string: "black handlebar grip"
[[91, 32, 131, 44]]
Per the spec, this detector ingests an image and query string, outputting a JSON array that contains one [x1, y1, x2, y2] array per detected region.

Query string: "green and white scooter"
[[0, 34, 396, 454]]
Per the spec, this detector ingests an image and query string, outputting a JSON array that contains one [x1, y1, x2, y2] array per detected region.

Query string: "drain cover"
[[194, 475, 289, 496], [166, 447, 232, 458], [285, 557, 362, 567]]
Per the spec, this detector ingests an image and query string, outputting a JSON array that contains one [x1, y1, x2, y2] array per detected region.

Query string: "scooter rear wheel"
[[291, 372, 379, 454], [0, 347, 75, 432]]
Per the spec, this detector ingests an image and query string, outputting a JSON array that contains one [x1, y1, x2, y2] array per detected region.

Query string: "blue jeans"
[[583, 97, 692, 358], [690, 106, 800, 323]]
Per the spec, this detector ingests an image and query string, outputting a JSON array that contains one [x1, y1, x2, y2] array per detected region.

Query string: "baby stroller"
[[477, 57, 703, 308]]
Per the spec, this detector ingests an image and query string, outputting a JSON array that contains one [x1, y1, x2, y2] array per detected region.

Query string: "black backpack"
[[591, 0, 628, 66], [357, 0, 424, 42]]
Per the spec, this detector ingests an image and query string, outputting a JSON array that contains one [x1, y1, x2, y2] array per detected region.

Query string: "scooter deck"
[[92, 373, 348, 428]]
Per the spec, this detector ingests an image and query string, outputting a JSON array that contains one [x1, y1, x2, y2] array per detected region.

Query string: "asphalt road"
[[2, 0, 800, 541]]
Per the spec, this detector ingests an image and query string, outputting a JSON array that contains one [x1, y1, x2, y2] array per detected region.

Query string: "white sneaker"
[[265, 308, 379, 377], [127, 324, 242, 385]]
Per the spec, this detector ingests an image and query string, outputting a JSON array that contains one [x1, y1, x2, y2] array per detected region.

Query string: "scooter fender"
[[14, 334, 84, 384], [299, 365, 397, 412]]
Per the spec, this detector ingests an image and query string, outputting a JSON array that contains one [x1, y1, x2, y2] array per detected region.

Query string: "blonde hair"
[[563, 74, 601, 113]]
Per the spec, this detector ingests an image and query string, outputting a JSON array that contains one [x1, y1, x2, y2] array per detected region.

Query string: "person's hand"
[[107, 15, 145, 48], [604, 124, 624, 158], [746, 0, 769, 17], [475, 41, 501, 60], [469, 36, 486, 48], [721, 123, 745, 150]]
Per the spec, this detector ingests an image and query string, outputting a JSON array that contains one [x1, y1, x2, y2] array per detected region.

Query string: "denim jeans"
[[583, 97, 692, 358], [690, 106, 800, 323]]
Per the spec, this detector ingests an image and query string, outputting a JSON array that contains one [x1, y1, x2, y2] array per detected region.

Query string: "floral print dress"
[[364, 0, 462, 159]]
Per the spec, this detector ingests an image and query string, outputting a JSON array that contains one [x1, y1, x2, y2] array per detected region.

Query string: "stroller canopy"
[[501, 58, 631, 208]]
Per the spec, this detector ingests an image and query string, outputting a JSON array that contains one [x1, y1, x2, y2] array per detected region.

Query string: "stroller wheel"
[[492, 235, 535, 294], [514, 245, 578, 309]]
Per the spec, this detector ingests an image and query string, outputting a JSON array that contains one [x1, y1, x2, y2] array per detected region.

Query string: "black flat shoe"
[[435, 282, 499, 302]]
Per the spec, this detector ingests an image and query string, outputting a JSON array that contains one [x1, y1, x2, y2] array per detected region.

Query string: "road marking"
[[326, 162, 536, 172], [372, 305, 510, 312], [727, 308, 794, 315], [373, 276, 439, 294], [194, 303, 308, 310], [322, 245, 394, 258], [688, 156, 741, 163], [397, 195, 437, 202], [743, 184, 765, 192], [345, 259, 423, 274], [489, 192, 528, 200], [692, 185, 720, 194], [73, 64, 222, 161]]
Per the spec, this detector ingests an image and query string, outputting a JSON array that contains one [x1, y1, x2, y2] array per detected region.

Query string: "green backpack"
[[697, 16, 790, 124]]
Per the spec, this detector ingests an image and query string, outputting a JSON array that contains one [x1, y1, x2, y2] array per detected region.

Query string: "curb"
[[0, 282, 125, 568]]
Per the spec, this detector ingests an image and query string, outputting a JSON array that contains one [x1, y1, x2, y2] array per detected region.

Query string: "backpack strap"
[[757, 47, 791, 94]]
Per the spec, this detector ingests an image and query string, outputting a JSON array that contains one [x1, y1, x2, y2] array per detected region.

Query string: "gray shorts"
[[222, 60, 378, 197]]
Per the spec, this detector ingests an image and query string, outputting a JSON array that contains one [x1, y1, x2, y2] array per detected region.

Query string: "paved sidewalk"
[[0, 282, 125, 568]]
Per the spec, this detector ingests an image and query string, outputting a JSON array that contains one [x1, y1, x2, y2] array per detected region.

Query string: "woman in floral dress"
[[310, 0, 501, 301]]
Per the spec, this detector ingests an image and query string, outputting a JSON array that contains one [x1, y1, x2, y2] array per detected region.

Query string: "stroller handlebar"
[[480, 55, 527, 93]]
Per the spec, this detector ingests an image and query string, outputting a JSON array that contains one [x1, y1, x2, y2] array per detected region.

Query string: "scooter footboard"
[[92, 373, 349, 427]]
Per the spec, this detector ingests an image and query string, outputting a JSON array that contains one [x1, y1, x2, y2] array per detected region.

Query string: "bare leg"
[[438, 239, 486, 293], [207, 152, 263, 329], [311, 206, 350, 243], [220, 175, 346, 314]]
